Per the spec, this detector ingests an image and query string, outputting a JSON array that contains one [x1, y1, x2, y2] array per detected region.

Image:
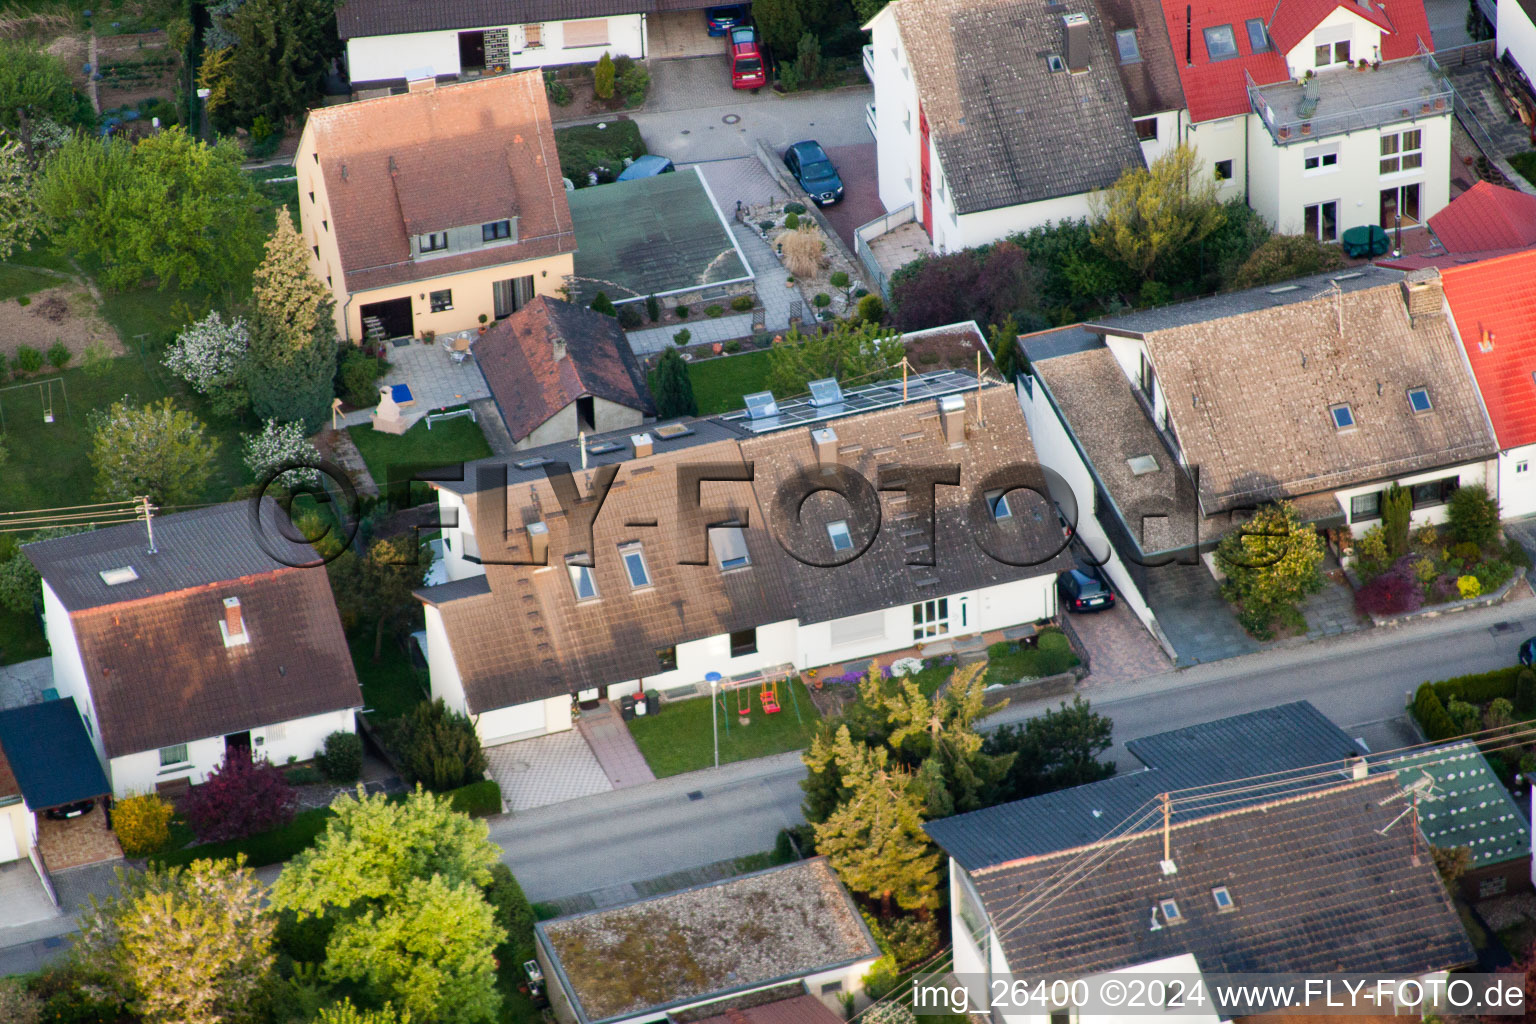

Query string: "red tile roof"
[[1429, 181, 1536, 253], [1161, 0, 1433, 123], [1442, 249, 1536, 450]]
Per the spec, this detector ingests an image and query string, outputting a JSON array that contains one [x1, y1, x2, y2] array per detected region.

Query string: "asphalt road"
[[497, 596, 1532, 902]]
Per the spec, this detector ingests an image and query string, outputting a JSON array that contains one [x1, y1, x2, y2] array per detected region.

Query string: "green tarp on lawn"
[[567, 168, 751, 305]]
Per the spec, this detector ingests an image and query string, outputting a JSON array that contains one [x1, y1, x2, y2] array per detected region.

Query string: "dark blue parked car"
[[783, 140, 844, 206], [705, 5, 748, 35]]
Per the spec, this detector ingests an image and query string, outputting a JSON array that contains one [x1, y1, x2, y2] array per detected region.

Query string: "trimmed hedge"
[[1412, 682, 1459, 742], [446, 778, 502, 817], [1430, 666, 1521, 705]]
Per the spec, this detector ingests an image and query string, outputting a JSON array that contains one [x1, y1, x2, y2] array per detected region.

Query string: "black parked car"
[[1520, 636, 1536, 667], [783, 140, 844, 205], [1058, 566, 1116, 613], [44, 799, 95, 820]]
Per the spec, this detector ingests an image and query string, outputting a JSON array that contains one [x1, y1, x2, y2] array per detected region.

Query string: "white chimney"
[[528, 521, 550, 564], [553, 337, 567, 361], [812, 426, 838, 466], [1347, 755, 1369, 780], [631, 432, 653, 458]]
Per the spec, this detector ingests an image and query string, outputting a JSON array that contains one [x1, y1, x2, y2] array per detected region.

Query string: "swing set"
[[714, 671, 800, 734], [0, 376, 69, 433]]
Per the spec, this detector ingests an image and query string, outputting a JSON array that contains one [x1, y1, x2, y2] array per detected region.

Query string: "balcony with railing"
[[865, 102, 876, 138], [864, 44, 878, 82], [1248, 50, 1452, 145]]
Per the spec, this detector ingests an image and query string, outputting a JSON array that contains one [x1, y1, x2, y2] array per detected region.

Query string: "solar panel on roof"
[[744, 392, 779, 421], [808, 378, 844, 407]]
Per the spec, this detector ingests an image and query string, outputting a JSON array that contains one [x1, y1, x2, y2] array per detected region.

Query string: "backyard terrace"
[[1250, 53, 1452, 144]]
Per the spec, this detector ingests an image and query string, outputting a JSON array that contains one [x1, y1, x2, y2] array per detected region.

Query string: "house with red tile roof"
[[296, 72, 576, 344], [1431, 180, 1536, 253], [1155, 0, 1447, 242], [1441, 249, 1536, 517]]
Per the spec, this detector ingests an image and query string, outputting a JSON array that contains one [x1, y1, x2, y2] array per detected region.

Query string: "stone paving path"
[[1067, 605, 1172, 687], [575, 700, 656, 789], [469, 397, 517, 455], [0, 658, 50, 711], [626, 311, 756, 354], [339, 338, 491, 429], [485, 728, 613, 812], [1143, 560, 1261, 666]]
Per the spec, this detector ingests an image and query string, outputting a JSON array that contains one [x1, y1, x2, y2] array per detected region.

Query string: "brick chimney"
[[1402, 269, 1444, 328], [407, 74, 437, 93], [224, 596, 244, 638]]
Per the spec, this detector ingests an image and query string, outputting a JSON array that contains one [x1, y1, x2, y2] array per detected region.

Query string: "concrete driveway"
[[635, 59, 872, 164]]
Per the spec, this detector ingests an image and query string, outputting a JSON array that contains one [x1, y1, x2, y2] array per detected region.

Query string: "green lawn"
[[1510, 151, 1536, 188], [153, 806, 337, 869], [625, 680, 821, 777], [352, 631, 429, 720], [347, 414, 493, 498], [555, 120, 647, 185], [983, 630, 1078, 686], [652, 349, 774, 415], [0, 266, 59, 302]]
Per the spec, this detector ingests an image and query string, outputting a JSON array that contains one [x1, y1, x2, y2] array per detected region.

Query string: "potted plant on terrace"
[[478, 313, 489, 335]]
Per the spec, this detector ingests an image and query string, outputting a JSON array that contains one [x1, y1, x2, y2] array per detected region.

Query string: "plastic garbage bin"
[[645, 691, 660, 716], [619, 695, 637, 720], [633, 692, 648, 717]]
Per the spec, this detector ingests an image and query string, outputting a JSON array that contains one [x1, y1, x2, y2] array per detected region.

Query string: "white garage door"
[[0, 814, 20, 863]]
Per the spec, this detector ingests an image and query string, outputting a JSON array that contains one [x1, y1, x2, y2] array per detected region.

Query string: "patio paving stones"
[[485, 728, 614, 812]]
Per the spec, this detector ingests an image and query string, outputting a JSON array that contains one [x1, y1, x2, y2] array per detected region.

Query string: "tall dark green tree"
[[753, 0, 804, 54], [651, 347, 697, 419], [205, 0, 340, 131], [983, 697, 1115, 803]]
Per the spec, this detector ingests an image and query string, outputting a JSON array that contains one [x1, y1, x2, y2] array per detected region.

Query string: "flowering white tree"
[[243, 418, 321, 488], [0, 135, 41, 261], [163, 311, 251, 416]]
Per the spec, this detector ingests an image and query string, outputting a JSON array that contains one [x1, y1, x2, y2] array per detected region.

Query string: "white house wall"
[[40, 581, 106, 767], [437, 489, 482, 583], [106, 708, 356, 798], [1137, 109, 1182, 165], [423, 604, 471, 714], [946, 191, 1096, 253], [869, 7, 921, 217], [602, 619, 801, 701], [1499, 0, 1536, 80], [1187, 115, 1249, 206], [1281, 6, 1385, 75], [1335, 459, 1492, 535], [346, 16, 646, 84], [1498, 447, 1536, 519], [0, 801, 33, 864]]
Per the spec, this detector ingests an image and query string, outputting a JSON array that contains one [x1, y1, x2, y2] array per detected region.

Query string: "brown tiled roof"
[[305, 74, 574, 294], [974, 778, 1475, 979], [477, 296, 656, 442], [71, 568, 362, 759], [336, 0, 677, 40], [891, 0, 1144, 213], [421, 385, 1071, 713], [1118, 275, 1497, 512], [1093, 0, 1185, 117]]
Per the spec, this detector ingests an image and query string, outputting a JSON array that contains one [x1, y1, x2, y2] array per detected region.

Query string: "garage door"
[[0, 814, 20, 863]]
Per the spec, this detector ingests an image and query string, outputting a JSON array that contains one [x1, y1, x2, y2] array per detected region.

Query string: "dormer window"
[[420, 231, 448, 253], [710, 524, 751, 570], [1315, 38, 1350, 67], [482, 219, 512, 242]]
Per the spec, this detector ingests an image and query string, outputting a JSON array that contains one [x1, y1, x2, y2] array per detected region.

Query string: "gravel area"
[[544, 858, 877, 1020], [1477, 891, 1536, 931]]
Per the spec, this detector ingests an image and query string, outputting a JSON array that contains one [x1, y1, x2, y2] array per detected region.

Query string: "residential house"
[[0, 699, 111, 868], [296, 72, 576, 345], [1093, 0, 1188, 164], [863, 0, 1145, 252], [336, 0, 647, 94], [1017, 266, 1497, 626], [1162, 0, 1447, 239], [416, 369, 1072, 746], [536, 858, 880, 1024], [1441, 248, 1536, 516], [476, 295, 656, 449], [930, 776, 1474, 1024], [23, 502, 364, 799], [1498, 0, 1536, 83]]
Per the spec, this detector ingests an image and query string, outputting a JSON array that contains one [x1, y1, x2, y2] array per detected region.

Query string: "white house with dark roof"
[[863, 0, 1145, 253], [23, 501, 363, 798], [416, 369, 1073, 746]]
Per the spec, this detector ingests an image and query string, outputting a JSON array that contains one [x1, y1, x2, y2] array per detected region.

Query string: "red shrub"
[[1354, 560, 1424, 616], [181, 749, 299, 843]]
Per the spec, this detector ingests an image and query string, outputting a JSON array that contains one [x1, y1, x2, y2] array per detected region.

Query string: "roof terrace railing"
[[1246, 50, 1453, 145]]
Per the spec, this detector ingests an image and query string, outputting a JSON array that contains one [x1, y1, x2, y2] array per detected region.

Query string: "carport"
[[647, 1, 733, 60], [0, 698, 117, 875]]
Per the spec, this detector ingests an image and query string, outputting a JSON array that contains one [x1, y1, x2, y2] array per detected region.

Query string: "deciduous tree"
[[248, 212, 338, 431], [330, 534, 429, 659], [73, 858, 274, 1024], [315, 1001, 414, 1024], [766, 320, 902, 398], [182, 748, 299, 842], [1229, 233, 1343, 290], [164, 310, 252, 417], [0, 41, 90, 161], [1214, 500, 1325, 639], [0, 526, 89, 614], [0, 134, 42, 260], [1090, 144, 1226, 283], [243, 418, 323, 489], [89, 396, 219, 504]]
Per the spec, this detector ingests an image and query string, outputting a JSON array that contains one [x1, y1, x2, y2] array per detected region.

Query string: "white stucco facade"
[[1500, 0, 1536, 81], [346, 16, 646, 86]]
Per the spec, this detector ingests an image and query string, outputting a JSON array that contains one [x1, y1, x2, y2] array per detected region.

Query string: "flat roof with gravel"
[[538, 858, 879, 1024]]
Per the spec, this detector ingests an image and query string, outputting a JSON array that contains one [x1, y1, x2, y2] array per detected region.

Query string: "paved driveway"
[[1067, 604, 1172, 687], [648, 10, 726, 60], [817, 142, 881, 250], [485, 729, 613, 812], [1142, 560, 1260, 666]]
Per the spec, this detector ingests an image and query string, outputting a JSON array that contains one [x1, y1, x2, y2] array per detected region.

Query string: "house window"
[[1350, 492, 1381, 521], [563, 18, 610, 47], [913, 598, 949, 641], [1304, 148, 1339, 171], [1134, 117, 1158, 140], [656, 645, 677, 672], [567, 558, 599, 600], [985, 489, 1012, 520], [1519, 461, 1530, 474], [1315, 39, 1350, 66], [620, 544, 652, 588], [482, 219, 512, 242], [1407, 387, 1432, 413], [1203, 24, 1238, 61], [524, 23, 542, 47], [312, 244, 320, 258], [1049, 1013, 1072, 1024], [1138, 351, 1156, 397], [1330, 403, 1354, 429], [1304, 200, 1339, 241], [1380, 129, 1423, 175], [1381, 182, 1422, 228], [1115, 29, 1140, 63], [1214, 159, 1233, 180], [419, 231, 448, 253], [729, 628, 757, 657], [430, 289, 453, 312], [159, 743, 189, 767], [709, 525, 751, 570], [1246, 18, 1270, 52], [1411, 477, 1458, 509], [308, 190, 315, 202], [827, 520, 854, 552], [1212, 886, 1235, 910]]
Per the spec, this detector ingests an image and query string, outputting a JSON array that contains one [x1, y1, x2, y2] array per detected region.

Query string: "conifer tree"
[[247, 212, 337, 431]]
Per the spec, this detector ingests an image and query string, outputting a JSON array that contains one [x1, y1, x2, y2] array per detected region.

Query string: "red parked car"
[[729, 26, 765, 90]]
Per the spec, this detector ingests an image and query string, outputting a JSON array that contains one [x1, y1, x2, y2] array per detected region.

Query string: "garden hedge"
[[446, 778, 503, 818], [1430, 666, 1521, 705], [1412, 682, 1459, 742]]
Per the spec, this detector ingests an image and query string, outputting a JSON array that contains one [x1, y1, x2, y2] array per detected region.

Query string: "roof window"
[[1046, 54, 1066, 72], [1330, 404, 1355, 430], [1212, 886, 1235, 911], [567, 558, 599, 601], [1159, 898, 1183, 922], [1128, 454, 1159, 476], [1407, 387, 1432, 413], [1245, 18, 1269, 52], [1115, 29, 1140, 63], [99, 566, 139, 586], [1203, 24, 1238, 61], [620, 544, 652, 589], [827, 520, 854, 552]]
